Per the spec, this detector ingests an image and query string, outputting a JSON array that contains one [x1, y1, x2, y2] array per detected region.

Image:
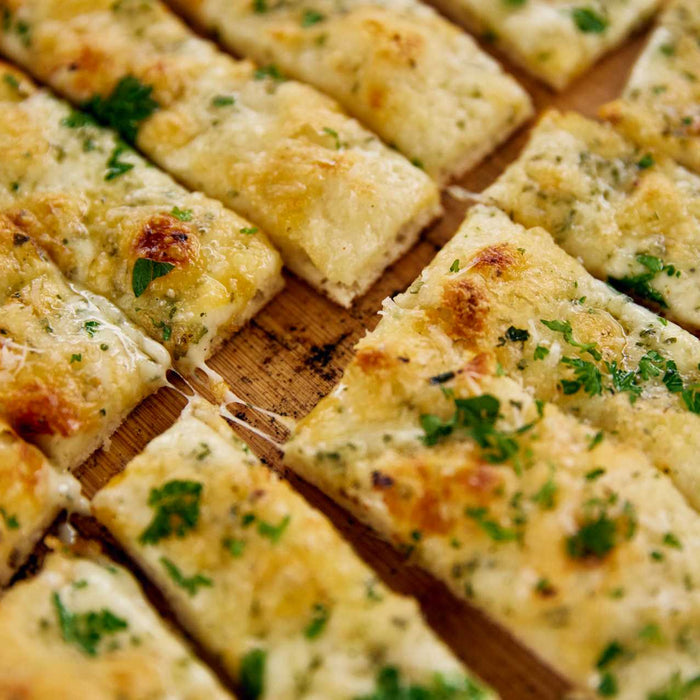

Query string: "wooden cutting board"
[[72, 26, 652, 700]]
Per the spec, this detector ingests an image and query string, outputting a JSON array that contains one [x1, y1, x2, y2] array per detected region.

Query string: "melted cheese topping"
[[601, 0, 700, 175], [0, 421, 83, 584], [0, 550, 233, 698], [0, 0, 441, 306], [0, 217, 170, 470], [92, 399, 493, 700], [285, 205, 700, 698], [169, 0, 532, 183], [486, 110, 700, 332], [0, 63, 283, 370], [427, 0, 661, 90]]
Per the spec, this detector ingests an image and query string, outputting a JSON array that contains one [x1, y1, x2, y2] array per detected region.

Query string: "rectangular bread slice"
[[601, 0, 700, 174], [0, 420, 83, 584], [485, 110, 700, 332], [285, 205, 700, 698], [422, 0, 661, 90], [168, 0, 533, 184], [0, 547, 233, 698], [0, 0, 441, 307], [0, 213, 170, 471], [92, 398, 495, 700], [0, 63, 283, 371]]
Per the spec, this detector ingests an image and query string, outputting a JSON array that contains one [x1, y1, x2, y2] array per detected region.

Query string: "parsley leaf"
[[304, 602, 329, 639], [572, 7, 608, 33], [257, 514, 291, 543], [254, 64, 285, 82], [84, 75, 158, 144], [139, 479, 203, 544], [0, 507, 19, 529], [170, 206, 192, 221], [534, 345, 549, 360], [53, 592, 128, 656], [465, 506, 519, 542], [663, 360, 684, 393], [637, 153, 655, 170], [160, 557, 213, 596], [240, 648, 266, 700], [301, 8, 325, 26], [566, 512, 617, 559], [211, 94, 235, 107], [104, 142, 134, 181], [541, 319, 601, 360], [682, 385, 700, 413], [132, 258, 175, 297], [638, 350, 665, 380], [61, 109, 96, 129], [84, 320, 101, 337], [648, 672, 700, 700], [606, 360, 642, 403], [560, 356, 602, 396], [609, 254, 675, 308], [505, 326, 529, 342]]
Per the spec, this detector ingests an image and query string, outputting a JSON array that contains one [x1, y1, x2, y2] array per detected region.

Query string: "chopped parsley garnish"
[[322, 126, 343, 150], [211, 94, 235, 107], [663, 532, 682, 549], [0, 507, 19, 529], [139, 479, 203, 544], [105, 142, 134, 181], [541, 319, 601, 360], [682, 385, 700, 413], [606, 360, 642, 403], [240, 648, 266, 700], [598, 672, 618, 697], [254, 64, 285, 82], [532, 476, 557, 509], [84, 320, 101, 337], [505, 326, 529, 342], [465, 506, 518, 542], [240, 226, 258, 235], [132, 258, 175, 297], [637, 153, 655, 170], [170, 206, 192, 221], [597, 641, 625, 669], [587, 432, 604, 452], [449, 259, 461, 273], [304, 602, 329, 639], [160, 557, 213, 596], [610, 254, 679, 308], [560, 356, 602, 396], [70, 353, 82, 364], [301, 8, 325, 26], [648, 672, 700, 700], [663, 360, 684, 393], [223, 537, 246, 557], [356, 665, 488, 700], [534, 345, 549, 360], [566, 501, 635, 560], [257, 514, 291, 543], [572, 7, 608, 33], [253, 0, 267, 12], [61, 109, 96, 129], [420, 394, 527, 464], [638, 350, 665, 380], [2, 72, 18, 89], [83, 75, 158, 144], [585, 467, 606, 481], [53, 592, 128, 656]]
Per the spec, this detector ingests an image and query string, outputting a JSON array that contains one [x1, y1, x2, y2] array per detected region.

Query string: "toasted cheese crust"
[[0, 63, 282, 370], [92, 399, 493, 700], [0, 549, 233, 699], [286, 206, 700, 699], [426, 0, 660, 90], [169, 0, 532, 183], [0, 215, 170, 470], [0, 421, 82, 585], [485, 110, 700, 332], [0, 0, 441, 306], [601, 0, 700, 174]]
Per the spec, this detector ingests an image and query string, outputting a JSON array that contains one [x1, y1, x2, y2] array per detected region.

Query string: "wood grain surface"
[[66, 23, 653, 700]]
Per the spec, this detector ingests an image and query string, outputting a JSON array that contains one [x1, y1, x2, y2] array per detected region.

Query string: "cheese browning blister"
[[0, 63, 283, 370], [0, 215, 170, 471], [93, 399, 495, 700], [0, 547, 233, 698], [424, 0, 661, 90], [0, 421, 82, 585], [0, 0, 441, 307], [601, 0, 700, 174], [285, 205, 700, 698], [486, 110, 700, 332], [169, 0, 533, 183]]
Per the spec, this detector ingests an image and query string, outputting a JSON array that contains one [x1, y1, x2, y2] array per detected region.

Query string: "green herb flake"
[[505, 326, 530, 342], [534, 345, 550, 360], [301, 8, 325, 26], [0, 507, 19, 530], [257, 514, 291, 543], [132, 258, 175, 297], [171, 206, 193, 221], [572, 7, 608, 33], [53, 592, 128, 656], [160, 557, 213, 596], [304, 602, 329, 639], [541, 319, 601, 359], [465, 506, 518, 542], [240, 648, 266, 700], [61, 109, 96, 129], [253, 64, 285, 82], [223, 537, 246, 558], [663, 532, 682, 549], [211, 94, 235, 107], [70, 353, 82, 364], [567, 512, 617, 559], [139, 479, 203, 544], [84, 320, 101, 337], [2, 72, 18, 89], [560, 356, 602, 396], [84, 76, 158, 144], [240, 226, 259, 235], [105, 142, 134, 181], [449, 259, 460, 273], [637, 154, 655, 170]]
